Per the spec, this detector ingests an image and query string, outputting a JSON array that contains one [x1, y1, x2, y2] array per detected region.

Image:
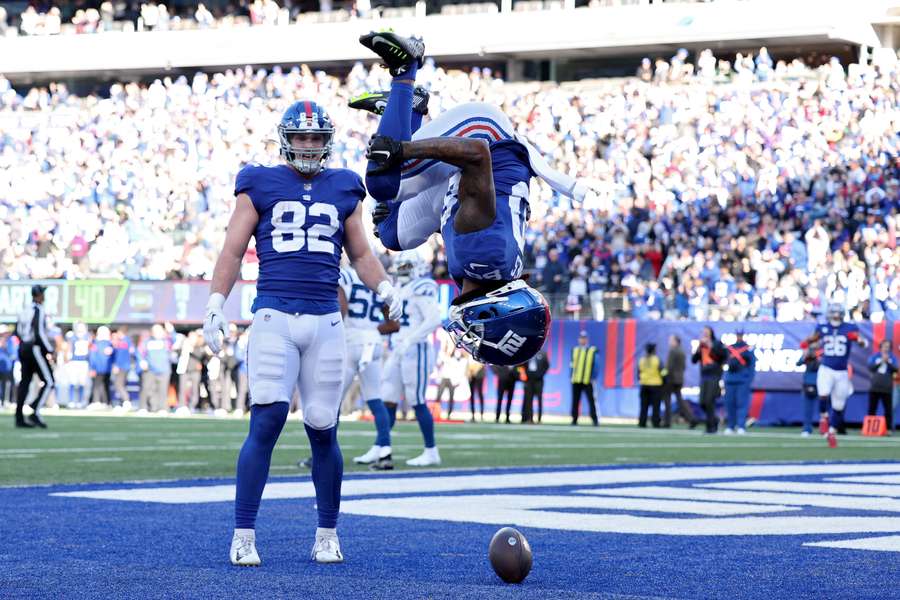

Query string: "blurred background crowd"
[[0, 45, 898, 321]]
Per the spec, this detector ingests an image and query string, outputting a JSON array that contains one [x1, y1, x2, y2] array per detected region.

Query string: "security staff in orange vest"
[[570, 331, 599, 426]]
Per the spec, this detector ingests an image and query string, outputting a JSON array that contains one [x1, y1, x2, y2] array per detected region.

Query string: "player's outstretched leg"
[[305, 423, 345, 563], [360, 31, 423, 201], [232, 402, 290, 566]]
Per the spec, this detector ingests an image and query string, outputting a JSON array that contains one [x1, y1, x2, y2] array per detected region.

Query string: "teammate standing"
[[204, 100, 402, 566], [14, 285, 55, 429]]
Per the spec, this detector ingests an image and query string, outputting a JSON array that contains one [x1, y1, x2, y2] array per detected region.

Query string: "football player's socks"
[[413, 403, 436, 449], [410, 110, 424, 135], [305, 424, 343, 529], [366, 398, 391, 447], [365, 63, 417, 202], [234, 402, 289, 530], [386, 402, 398, 429], [832, 408, 845, 432]]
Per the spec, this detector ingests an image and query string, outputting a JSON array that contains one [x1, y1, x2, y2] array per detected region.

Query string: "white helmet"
[[827, 302, 844, 326], [392, 250, 428, 283]]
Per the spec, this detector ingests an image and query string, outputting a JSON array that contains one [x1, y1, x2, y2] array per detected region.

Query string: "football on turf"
[[488, 527, 533, 584]]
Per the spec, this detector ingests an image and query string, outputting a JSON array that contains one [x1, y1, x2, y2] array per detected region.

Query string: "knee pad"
[[305, 403, 338, 430]]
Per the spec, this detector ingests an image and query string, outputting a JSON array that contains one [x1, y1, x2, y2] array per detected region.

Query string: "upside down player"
[[204, 100, 402, 566], [354, 30, 592, 365], [801, 303, 869, 446]]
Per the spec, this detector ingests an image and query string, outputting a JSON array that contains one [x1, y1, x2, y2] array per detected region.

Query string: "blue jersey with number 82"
[[236, 164, 364, 313]]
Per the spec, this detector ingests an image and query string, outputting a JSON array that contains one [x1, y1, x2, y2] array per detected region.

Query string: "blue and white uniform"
[[238, 163, 364, 429], [377, 102, 579, 285], [339, 265, 386, 402], [381, 276, 442, 407], [813, 321, 862, 409]]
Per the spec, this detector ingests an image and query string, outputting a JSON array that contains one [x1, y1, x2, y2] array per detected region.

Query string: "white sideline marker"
[[804, 535, 900, 552]]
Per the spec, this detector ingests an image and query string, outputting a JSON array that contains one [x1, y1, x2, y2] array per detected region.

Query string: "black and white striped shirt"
[[16, 302, 53, 354]]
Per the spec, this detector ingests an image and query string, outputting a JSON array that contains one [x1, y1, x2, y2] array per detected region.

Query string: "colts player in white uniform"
[[381, 250, 443, 467], [204, 100, 402, 566], [338, 264, 398, 470]]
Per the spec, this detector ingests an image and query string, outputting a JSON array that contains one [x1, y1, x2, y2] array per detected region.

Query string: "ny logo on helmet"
[[492, 330, 526, 357]]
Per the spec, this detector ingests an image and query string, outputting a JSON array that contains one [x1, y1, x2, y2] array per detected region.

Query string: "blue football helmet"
[[278, 100, 335, 176], [446, 279, 550, 366]]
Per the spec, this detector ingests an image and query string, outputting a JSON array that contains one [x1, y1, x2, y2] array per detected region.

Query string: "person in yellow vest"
[[638, 342, 666, 428], [570, 331, 599, 426]]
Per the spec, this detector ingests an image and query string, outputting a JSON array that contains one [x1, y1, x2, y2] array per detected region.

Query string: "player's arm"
[[800, 330, 820, 349], [403, 137, 494, 233], [205, 193, 258, 352], [343, 203, 402, 320], [378, 304, 401, 335], [367, 135, 495, 232]]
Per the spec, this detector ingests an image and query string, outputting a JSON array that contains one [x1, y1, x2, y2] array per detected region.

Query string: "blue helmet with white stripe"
[[446, 280, 550, 366], [278, 100, 335, 176]]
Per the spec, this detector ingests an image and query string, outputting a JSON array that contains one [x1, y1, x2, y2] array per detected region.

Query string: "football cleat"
[[827, 428, 838, 448], [28, 413, 47, 429], [311, 533, 344, 563], [722, 427, 734, 435], [349, 86, 430, 116], [359, 30, 425, 76], [406, 447, 441, 467], [369, 455, 394, 471], [818, 414, 829, 436], [297, 456, 312, 469], [736, 427, 747, 435], [353, 445, 382, 465], [230, 531, 261, 567]]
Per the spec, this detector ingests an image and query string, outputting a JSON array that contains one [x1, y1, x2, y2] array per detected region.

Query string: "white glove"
[[204, 292, 228, 354], [377, 280, 403, 321], [570, 181, 599, 207]]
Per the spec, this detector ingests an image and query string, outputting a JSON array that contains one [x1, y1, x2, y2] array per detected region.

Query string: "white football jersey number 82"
[[271, 200, 339, 254]]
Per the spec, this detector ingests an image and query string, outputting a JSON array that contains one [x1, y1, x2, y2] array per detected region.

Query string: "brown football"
[[488, 527, 533, 584]]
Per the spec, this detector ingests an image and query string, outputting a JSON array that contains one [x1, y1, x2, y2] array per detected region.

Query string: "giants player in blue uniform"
[[204, 100, 403, 566], [353, 31, 593, 365], [801, 303, 868, 444]]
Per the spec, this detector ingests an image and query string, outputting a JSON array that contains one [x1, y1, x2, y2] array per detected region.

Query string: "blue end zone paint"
[[2, 463, 899, 600]]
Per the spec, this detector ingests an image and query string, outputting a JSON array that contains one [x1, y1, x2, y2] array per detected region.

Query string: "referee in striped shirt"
[[570, 330, 599, 426], [14, 285, 55, 428]]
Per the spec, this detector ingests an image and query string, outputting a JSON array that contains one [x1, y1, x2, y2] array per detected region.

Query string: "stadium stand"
[[1, 48, 898, 320]]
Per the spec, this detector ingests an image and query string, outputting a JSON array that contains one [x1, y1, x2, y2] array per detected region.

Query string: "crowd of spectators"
[[1, 46, 899, 321], [0, 0, 737, 36]]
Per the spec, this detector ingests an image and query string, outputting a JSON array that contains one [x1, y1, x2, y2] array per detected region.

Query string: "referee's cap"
[[31, 284, 46, 297]]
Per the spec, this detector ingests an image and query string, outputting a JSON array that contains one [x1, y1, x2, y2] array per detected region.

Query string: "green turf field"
[[2, 413, 899, 486]]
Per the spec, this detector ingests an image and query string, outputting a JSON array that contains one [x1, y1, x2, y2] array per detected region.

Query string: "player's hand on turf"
[[376, 280, 403, 321], [366, 135, 404, 175], [204, 293, 228, 354]]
